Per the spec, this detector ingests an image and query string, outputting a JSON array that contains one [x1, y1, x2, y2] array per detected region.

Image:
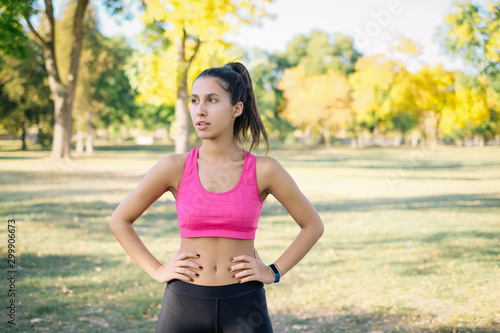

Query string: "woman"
[[109, 62, 324, 332]]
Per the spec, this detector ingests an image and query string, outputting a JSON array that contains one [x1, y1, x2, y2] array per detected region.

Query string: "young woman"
[[109, 62, 324, 332]]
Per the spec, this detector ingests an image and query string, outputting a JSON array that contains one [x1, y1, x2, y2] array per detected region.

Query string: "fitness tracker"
[[268, 263, 281, 283]]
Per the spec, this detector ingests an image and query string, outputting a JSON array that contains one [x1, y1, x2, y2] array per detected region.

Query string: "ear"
[[233, 102, 243, 118]]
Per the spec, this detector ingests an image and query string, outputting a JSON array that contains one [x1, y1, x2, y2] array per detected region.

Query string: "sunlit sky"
[[95, 0, 464, 71]]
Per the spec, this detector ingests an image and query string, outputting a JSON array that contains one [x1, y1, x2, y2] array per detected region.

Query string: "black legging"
[[155, 279, 274, 333]]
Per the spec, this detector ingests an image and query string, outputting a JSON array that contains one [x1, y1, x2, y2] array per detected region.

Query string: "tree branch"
[[66, 0, 89, 95], [43, 0, 56, 47], [187, 38, 201, 66], [44, 0, 55, 28], [23, 16, 47, 49]]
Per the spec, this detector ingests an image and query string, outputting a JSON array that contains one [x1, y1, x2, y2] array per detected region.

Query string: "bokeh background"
[[0, 0, 499, 332]]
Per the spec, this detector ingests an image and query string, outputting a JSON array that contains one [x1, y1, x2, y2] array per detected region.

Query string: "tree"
[[141, 0, 273, 153], [0, 0, 89, 159], [439, 0, 500, 144], [388, 68, 420, 145], [249, 49, 292, 141], [440, 74, 491, 144], [349, 54, 397, 145], [439, 0, 500, 77], [282, 30, 361, 77], [0, 46, 53, 149], [278, 66, 352, 147], [55, 2, 138, 153]]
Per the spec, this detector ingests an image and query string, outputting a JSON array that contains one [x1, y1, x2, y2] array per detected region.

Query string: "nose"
[[194, 102, 207, 117]]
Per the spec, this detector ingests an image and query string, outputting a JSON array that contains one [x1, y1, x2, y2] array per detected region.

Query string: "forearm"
[[273, 223, 324, 277], [109, 218, 162, 281]]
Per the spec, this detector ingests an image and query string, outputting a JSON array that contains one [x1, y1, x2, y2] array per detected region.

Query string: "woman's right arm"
[[109, 154, 201, 283]]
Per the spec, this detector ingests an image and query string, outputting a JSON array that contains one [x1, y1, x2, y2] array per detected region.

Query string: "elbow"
[[315, 220, 325, 240], [108, 212, 124, 236], [109, 210, 134, 236], [108, 215, 118, 235]]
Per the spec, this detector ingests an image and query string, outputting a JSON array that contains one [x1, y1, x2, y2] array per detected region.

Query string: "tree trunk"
[[323, 126, 331, 148], [303, 123, 313, 144], [76, 129, 84, 153], [351, 137, 357, 147], [174, 27, 201, 154], [25, 0, 89, 159], [85, 130, 93, 154], [21, 121, 27, 150], [411, 131, 419, 147], [85, 111, 93, 154], [373, 118, 381, 146], [175, 78, 191, 153], [393, 133, 401, 147]]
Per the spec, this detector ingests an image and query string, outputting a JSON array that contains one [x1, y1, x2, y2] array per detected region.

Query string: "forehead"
[[191, 77, 228, 96]]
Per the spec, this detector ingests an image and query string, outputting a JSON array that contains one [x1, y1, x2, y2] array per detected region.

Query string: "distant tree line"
[[0, 0, 498, 157]]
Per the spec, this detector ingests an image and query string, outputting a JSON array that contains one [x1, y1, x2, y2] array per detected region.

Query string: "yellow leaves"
[[131, 40, 234, 107], [142, 0, 270, 42], [142, 0, 169, 23], [442, 81, 490, 136], [391, 37, 423, 56], [278, 67, 351, 131], [470, 100, 489, 123], [349, 54, 397, 122], [135, 0, 272, 108]]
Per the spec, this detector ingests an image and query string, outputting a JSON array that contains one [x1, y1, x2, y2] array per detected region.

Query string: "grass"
[[0, 142, 499, 332]]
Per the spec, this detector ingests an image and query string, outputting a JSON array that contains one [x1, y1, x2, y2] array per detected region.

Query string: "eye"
[[191, 98, 198, 104], [208, 97, 217, 103]]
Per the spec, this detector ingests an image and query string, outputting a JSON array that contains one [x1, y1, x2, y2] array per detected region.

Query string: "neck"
[[198, 139, 243, 162]]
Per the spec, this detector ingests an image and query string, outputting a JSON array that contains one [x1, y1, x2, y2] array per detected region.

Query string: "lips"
[[196, 121, 210, 130]]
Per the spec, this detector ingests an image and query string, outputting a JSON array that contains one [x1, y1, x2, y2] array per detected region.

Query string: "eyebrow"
[[190, 93, 221, 98]]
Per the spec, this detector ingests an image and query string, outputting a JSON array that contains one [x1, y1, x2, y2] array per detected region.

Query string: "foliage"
[[279, 66, 352, 146], [438, 0, 500, 143], [439, 0, 500, 76], [0, 0, 37, 57], [441, 73, 491, 141], [282, 30, 361, 76], [348, 54, 397, 138], [139, 0, 273, 153], [0, 45, 53, 147], [249, 49, 293, 141]]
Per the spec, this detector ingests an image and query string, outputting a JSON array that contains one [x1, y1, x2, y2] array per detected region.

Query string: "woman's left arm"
[[231, 156, 324, 284]]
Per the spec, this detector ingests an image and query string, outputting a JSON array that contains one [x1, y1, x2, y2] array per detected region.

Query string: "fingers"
[[178, 259, 203, 271], [229, 256, 274, 284], [160, 252, 203, 283], [174, 266, 200, 282], [176, 251, 201, 260], [230, 254, 254, 263]]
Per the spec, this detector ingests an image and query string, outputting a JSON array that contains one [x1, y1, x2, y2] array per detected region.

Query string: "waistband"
[[167, 279, 264, 300]]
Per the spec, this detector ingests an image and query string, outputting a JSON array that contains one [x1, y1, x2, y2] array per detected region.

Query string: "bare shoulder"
[[146, 153, 188, 190], [156, 153, 188, 172], [255, 155, 291, 193]]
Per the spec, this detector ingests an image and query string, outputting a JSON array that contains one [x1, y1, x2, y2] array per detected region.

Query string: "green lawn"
[[1, 143, 499, 332]]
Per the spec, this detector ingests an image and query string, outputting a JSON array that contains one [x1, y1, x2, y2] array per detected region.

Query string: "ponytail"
[[195, 62, 270, 154]]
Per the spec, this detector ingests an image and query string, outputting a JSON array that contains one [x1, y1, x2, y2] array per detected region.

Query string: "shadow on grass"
[[273, 312, 500, 333], [261, 193, 500, 218], [0, 169, 143, 186], [314, 193, 500, 213], [0, 155, 43, 159], [12, 253, 121, 281], [0, 187, 130, 203], [7, 200, 119, 218]]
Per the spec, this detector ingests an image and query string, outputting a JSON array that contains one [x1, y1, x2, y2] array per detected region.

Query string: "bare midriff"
[[179, 237, 255, 286]]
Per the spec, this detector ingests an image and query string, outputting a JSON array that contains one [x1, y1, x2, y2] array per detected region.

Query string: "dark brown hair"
[[195, 62, 269, 154]]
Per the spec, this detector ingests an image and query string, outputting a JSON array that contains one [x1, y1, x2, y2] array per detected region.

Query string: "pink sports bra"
[[175, 148, 264, 240]]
